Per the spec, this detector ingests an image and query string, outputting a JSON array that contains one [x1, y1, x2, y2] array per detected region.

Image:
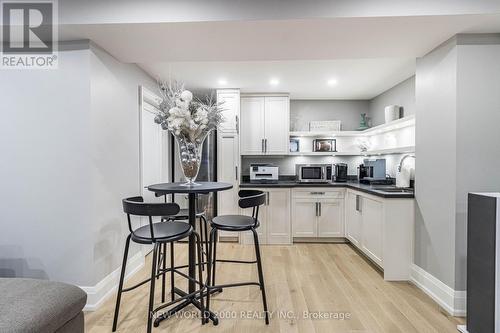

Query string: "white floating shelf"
[[288, 152, 358, 156], [286, 145, 415, 157], [361, 146, 415, 156], [289, 115, 415, 138]]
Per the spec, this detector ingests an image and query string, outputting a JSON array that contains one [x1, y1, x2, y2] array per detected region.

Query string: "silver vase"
[[174, 132, 209, 186]]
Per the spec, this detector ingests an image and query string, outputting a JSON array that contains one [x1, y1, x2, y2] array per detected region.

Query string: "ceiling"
[[59, 10, 500, 99], [140, 59, 415, 100]]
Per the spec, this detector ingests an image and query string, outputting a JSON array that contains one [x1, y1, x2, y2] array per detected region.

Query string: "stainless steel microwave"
[[296, 164, 332, 183]]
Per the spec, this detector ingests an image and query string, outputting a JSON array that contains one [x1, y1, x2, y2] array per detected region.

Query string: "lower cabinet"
[[240, 188, 291, 245], [292, 189, 345, 239], [345, 189, 414, 281], [345, 191, 362, 247], [360, 196, 384, 267]]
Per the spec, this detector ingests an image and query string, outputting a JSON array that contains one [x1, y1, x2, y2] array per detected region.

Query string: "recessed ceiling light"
[[218, 78, 227, 85], [327, 78, 338, 86], [269, 78, 280, 86]]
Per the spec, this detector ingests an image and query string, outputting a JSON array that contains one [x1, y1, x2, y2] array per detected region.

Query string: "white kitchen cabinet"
[[240, 188, 291, 245], [360, 196, 383, 267], [291, 189, 345, 239], [345, 191, 362, 247], [240, 95, 289, 155], [345, 189, 414, 281], [217, 89, 240, 133], [264, 96, 289, 154], [216, 90, 240, 241], [318, 199, 344, 237], [291, 199, 317, 237], [240, 97, 265, 155]]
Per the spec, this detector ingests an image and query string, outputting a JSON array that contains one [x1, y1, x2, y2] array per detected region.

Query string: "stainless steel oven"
[[296, 164, 332, 183]]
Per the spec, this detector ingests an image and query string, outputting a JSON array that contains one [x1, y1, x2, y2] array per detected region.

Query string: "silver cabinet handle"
[[235, 166, 238, 181], [261, 139, 264, 153], [319, 202, 322, 216], [310, 192, 325, 195], [266, 191, 270, 205], [235, 115, 239, 134], [315, 202, 318, 216], [265, 139, 267, 153], [355, 195, 362, 212]]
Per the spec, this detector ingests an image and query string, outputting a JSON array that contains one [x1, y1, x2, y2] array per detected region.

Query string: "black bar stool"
[[205, 190, 269, 324], [156, 193, 210, 268], [112, 196, 205, 333]]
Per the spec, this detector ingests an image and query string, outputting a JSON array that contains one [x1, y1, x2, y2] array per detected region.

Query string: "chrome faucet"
[[398, 154, 415, 172]]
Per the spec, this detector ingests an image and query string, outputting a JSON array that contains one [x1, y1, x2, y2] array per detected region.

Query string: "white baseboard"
[[410, 264, 466, 317], [80, 251, 145, 311]]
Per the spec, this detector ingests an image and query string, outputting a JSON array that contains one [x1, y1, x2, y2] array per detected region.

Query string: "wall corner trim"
[[80, 251, 145, 311], [410, 264, 466, 317]]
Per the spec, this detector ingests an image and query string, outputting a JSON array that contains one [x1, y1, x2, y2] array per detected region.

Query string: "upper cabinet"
[[240, 95, 289, 155], [217, 89, 240, 133]]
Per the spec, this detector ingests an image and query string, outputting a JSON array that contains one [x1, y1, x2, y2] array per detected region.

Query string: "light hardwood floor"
[[85, 243, 464, 333]]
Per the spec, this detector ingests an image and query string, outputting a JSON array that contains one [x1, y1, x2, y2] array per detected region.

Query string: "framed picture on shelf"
[[290, 138, 300, 152], [313, 138, 336, 152]]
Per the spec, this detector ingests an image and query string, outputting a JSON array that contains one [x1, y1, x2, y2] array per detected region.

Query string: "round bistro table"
[[147, 181, 232, 326]]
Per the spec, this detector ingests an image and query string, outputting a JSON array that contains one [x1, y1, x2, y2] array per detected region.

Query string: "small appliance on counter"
[[358, 159, 392, 185], [332, 163, 348, 182], [296, 164, 332, 183], [357, 164, 373, 180], [249, 163, 279, 183]]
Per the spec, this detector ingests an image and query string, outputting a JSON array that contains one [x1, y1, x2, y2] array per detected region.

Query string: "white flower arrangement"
[[154, 80, 224, 143], [154, 80, 224, 183]]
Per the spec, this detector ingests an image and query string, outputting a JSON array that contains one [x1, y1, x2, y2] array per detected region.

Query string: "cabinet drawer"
[[292, 188, 345, 199]]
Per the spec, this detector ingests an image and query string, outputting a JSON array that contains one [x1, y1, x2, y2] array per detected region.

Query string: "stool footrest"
[[207, 281, 261, 290], [216, 259, 257, 264]]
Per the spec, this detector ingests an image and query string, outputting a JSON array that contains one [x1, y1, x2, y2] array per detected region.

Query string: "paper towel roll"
[[384, 105, 400, 123]]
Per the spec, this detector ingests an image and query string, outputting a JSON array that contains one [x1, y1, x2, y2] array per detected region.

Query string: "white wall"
[[0, 41, 157, 288], [415, 34, 500, 291], [88, 43, 157, 285], [454, 40, 500, 290], [369, 76, 415, 126], [290, 100, 369, 131], [0, 42, 94, 284], [415, 38, 458, 289]]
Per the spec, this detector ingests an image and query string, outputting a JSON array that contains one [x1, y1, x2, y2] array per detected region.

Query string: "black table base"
[[153, 287, 223, 327], [147, 183, 232, 329]]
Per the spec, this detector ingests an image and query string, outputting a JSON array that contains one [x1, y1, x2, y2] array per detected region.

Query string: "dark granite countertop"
[[239, 180, 414, 199]]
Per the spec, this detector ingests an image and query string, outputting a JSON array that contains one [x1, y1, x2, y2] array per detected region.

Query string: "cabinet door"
[[317, 199, 344, 237], [264, 96, 289, 155], [240, 97, 265, 155], [266, 189, 291, 244], [345, 191, 362, 247], [217, 89, 240, 133], [292, 198, 318, 237], [217, 133, 240, 239], [361, 196, 384, 266]]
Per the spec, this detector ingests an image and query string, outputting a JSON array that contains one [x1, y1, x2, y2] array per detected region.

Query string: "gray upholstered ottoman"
[[0, 278, 87, 333]]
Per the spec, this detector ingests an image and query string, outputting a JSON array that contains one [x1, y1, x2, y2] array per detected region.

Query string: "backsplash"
[[241, 153, 415, 178]]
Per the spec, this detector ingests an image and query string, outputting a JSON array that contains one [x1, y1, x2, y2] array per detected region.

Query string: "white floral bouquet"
[[154, 80, 224, 143], [154, 80, 224, 183]]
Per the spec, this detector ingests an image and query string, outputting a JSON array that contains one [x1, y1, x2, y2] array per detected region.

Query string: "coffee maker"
[[358, 159, 391, 184], [332, 163, 348, 182], [357, 164, 373, 181]]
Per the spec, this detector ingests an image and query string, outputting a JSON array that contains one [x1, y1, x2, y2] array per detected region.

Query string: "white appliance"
[[250, 164, 279, 183]]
